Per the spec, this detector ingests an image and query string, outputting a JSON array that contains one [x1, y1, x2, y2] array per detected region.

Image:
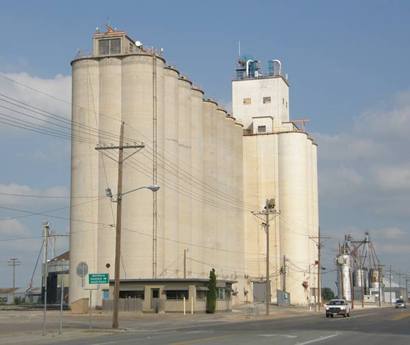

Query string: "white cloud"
[[317, 90, 410, 201], [317, 90, 410, 268], [376, 243, 410, 254], [0, 183, 69, 213], [0, 219, 29, 236], [372, 164, 410, 191], [0, 72, 71, 131], [372, 227, 406, 240]]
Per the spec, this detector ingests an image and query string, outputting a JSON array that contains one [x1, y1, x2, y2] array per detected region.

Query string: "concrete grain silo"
[[162, 65, 180, 278], [311, 142, 320, 302], [177, 76, 192, 277], [96, 56, 121, 305], [278, 132, 310, 305], [70, 59, 100, 305], [190, 86, 204, 277], [215, 107, 227, 273], [201, 99, 218, 272], [70, 28, 244, 309]]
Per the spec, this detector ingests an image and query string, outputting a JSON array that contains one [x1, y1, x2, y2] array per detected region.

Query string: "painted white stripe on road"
[[184, 330, 214, 334], [258, 333, 297, 338], [89, 341, 121, 345], [296, 333, 339, 345]]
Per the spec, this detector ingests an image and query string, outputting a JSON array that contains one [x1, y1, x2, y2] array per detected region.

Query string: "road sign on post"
[[88, 273, 109, 285]]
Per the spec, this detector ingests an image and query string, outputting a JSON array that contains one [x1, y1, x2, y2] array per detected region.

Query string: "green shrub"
[[206, 268, 217, 313]]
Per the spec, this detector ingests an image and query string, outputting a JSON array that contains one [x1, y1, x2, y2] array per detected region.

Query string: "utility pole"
[[389, 265, 392, 305], [378, 265, 383, 307], [42, 222, 49, 336], [361, 264, 365, 308], [152, 52, 158, 279], [398, 271, 402, 290], [283, 255, 287, 293], [350, 269, 354, 309], [183, 249, 187, 279], [309, 233, 329, 311], [317, 240, 321, 311], [252, 198, 277, 316], [7, 258, 21, 298], [339, 244, 344, 299], [96, 122, 145, 329]]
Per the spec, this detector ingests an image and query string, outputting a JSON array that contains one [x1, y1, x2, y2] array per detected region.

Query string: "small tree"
[[206, 268, 217, 313], [321, 287, 335, 302]]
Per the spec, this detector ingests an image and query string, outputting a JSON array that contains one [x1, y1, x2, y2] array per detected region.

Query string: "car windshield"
[[396, 299, 404, 303], [329, 300, 345, 305]]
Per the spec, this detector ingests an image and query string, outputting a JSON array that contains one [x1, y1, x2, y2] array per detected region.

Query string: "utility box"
[[277, 290, 291, 306]]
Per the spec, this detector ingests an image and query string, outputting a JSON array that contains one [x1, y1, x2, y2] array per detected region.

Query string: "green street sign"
[[88, 273, 109, 284]]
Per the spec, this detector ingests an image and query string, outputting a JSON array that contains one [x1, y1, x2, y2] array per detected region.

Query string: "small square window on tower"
[[263, 96, 271, 104], [243, 97, 251, 105], [110, 38, 121, 54], [257, 125, 266, 133], [98, 40, 109, 55]]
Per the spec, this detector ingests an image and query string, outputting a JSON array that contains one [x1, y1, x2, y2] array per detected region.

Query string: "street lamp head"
[[147, 184, 160, 192], [105, 188, 113, 198]]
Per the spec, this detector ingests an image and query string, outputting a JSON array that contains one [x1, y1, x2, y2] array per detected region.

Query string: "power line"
[[0, 196, 103, 222], [0, 203, 262, 256], [0, 75, 251, 208], [0, 191, 95, 199], [0, 103, 253, 211]]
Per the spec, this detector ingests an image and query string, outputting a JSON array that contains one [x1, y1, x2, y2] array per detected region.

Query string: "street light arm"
[[121, 186, 149, 198], [120, 184, 160, 198]]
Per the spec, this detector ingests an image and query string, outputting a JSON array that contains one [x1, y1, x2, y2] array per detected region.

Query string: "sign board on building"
[[88, 273, 109, 285], [76, 262, 88, 278]]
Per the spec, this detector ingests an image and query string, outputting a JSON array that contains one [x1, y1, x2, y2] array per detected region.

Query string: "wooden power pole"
[[252, 199, 278, 316], [96, 122, 144, 329]]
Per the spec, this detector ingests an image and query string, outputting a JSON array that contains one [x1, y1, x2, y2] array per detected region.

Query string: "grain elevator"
[[69, 28, 319, 309]]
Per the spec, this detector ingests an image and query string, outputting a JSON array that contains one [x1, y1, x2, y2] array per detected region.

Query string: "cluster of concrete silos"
[[242, 129, 318, 306], [70, 50, 244, 306]]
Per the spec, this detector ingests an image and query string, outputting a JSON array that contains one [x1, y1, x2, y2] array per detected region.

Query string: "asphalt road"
[[48, 307, 410, 345]]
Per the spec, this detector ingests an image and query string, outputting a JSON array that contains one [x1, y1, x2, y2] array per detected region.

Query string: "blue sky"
[[0, 0, 409, 291]]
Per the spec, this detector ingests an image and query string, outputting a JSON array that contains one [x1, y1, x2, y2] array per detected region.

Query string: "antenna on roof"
[[105, 17, 114, 33], [238, 41, 241, 57]]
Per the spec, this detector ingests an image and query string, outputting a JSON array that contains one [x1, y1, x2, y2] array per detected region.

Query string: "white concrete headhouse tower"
[[233, 58, 319, 306]]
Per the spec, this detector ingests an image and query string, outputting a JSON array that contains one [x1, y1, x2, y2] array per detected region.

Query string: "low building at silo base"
[[42, 251, 69, 305], [0, 288, 18, 305], [0, 287, 42, 305], [101, 278, 234, 313]]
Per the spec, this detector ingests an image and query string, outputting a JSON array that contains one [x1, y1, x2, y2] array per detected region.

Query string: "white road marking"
[[89, 341, 121, 345], [184, 330, 214, 334], [295, 333, 339, 345], [258, 333, 297, 338]]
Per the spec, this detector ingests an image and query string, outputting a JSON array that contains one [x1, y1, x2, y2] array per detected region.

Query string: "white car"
[[395, 299, 406, 309], [325, 299, 351, 318]]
